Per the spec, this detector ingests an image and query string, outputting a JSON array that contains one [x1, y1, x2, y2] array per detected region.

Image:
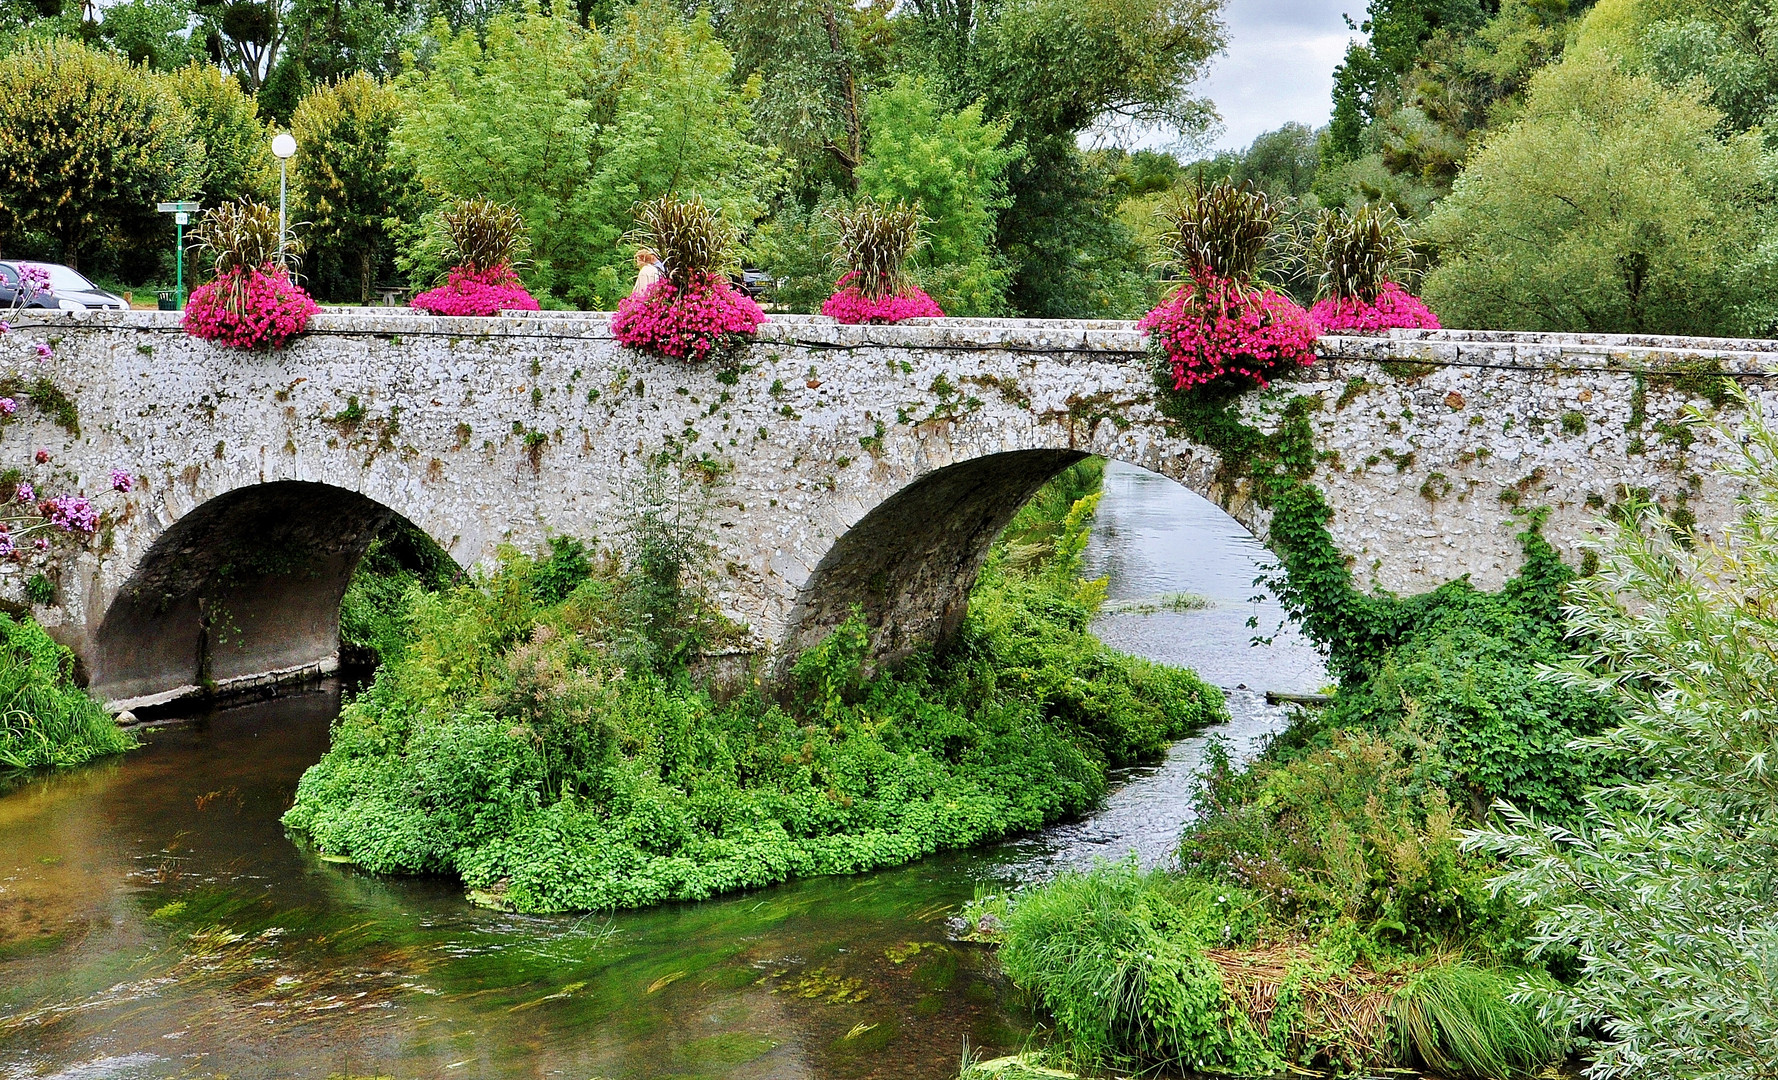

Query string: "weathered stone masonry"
[[2, 310, 1769, 708]]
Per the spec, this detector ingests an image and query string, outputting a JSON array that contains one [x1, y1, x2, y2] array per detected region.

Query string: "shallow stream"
[[0, 461, 1326, 1080]]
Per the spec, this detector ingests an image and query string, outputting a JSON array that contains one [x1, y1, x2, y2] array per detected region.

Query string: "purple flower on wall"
[[0, 398, 15, 416], [33, 342, 51, 361], [110, 469, 133, 493], [15, 481, 33, 503], [42, 494, 96, 534]]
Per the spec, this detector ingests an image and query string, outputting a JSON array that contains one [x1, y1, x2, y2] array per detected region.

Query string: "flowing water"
[[0, 462, 1328, 1080]]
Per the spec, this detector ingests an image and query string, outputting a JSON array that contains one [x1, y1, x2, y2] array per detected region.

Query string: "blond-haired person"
[[631, 249, 664, 298]]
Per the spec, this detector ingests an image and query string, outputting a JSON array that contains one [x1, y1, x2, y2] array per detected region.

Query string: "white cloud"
[[1196, 0, 1361, 151]]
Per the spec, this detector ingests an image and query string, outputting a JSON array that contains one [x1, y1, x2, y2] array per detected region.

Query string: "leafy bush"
[[1183, 729, 1532, 957], [284, 465, 1227, 912], [339, 517, 457, 668], [0, 613, 136, 770], [991, 862, 1563, 1076]]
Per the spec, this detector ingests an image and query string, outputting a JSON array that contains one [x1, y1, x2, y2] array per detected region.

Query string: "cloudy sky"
[[1192, 0, 1359, 151]]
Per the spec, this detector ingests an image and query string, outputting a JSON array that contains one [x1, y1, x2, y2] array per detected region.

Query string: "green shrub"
[[338, 518, 456, 668], [0, 614, 136, 770], [991, 863, 1566, 1076]]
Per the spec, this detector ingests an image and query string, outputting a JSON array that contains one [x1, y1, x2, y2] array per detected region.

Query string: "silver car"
[[0, 261, 128, 310]]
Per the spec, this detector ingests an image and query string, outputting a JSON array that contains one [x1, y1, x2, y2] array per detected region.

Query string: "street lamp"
[[272, 132, 297, 269]]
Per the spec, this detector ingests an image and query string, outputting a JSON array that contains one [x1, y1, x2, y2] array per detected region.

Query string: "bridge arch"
[[778, 446, 1241, 666], [91, 481, 457, 708]]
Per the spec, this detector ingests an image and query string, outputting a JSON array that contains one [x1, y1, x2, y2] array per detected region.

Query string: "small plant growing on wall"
[[1302, 203, 1440, 334], [410, 198, 541, 317], [611, 195, 764, 364], [182, 200, 320, 350], [820, 199, 943, 324], [1139, 179, 1318, 393]]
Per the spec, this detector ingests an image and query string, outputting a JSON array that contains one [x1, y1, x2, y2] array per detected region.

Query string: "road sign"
[[156, 201, 201, 214]]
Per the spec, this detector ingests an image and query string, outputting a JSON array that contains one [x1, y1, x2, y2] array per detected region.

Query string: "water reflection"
[[0, 461, 1327, 1079]]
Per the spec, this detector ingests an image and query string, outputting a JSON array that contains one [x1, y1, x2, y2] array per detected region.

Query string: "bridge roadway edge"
[[1, 310, 1770, 708]]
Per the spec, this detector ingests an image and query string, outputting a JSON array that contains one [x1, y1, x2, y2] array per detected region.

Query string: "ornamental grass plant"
[[821, 199, 944, 324], [411, 198, 540, 316], [182, 200, 319, 349], [1301, 204, 1440, 333], [613, 195, 763, 363]]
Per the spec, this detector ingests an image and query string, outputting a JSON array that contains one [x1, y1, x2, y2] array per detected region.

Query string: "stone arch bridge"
[[5, 310, 1771, 710]]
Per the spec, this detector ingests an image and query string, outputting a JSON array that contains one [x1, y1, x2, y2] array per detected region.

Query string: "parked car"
[[0, 261, 128, 310], [730, 268, 776, 298]]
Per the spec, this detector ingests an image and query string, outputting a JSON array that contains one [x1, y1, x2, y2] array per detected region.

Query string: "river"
[[0, 461, 1327, 1080]]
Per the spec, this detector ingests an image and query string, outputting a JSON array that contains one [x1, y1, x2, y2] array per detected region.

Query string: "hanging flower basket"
[[182, 265, 319, 350], [821, 271, 943, 324], [612, 273, 764, 364], [411, 263, 540, 317], [1139, 273, 1320, 393], [1309, 281, 1440, 334]]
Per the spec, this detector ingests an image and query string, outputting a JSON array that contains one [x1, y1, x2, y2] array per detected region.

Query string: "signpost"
[[156, 201, 201, 309]]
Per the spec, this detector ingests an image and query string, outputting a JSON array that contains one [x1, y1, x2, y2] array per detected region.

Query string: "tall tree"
[[395, 1, 775, 307], [901, 0, 1226, 316], [1421, 49, 1778, 336], [292, 71, 416, 302], [164, 60, 275, 206], [0, 38, 197, 268]]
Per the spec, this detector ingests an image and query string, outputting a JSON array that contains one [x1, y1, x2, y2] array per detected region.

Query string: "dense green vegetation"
[[0, 0, 1223, 317], [0, 612, 135, 770], [284, 462, 1227, 912], [961, 382, 1632, 1075], [1471, 397, 1778, 1080]]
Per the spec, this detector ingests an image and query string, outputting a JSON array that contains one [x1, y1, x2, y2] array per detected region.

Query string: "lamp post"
[[156, 201, 201, 309], [272, 132, 297, 269]]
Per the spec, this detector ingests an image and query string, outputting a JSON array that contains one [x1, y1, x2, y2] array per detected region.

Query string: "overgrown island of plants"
[[284, 460, 1225, 911]]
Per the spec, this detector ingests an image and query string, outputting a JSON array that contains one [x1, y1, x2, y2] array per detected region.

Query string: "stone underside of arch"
[[92, 482, 394, 708]]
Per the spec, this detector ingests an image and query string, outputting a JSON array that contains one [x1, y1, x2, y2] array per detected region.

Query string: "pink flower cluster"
[[1139, 273, 1320, 393], [40, 494, 96, 534], [820, 273, 944, 324], [110, 469, 133, 493], [411, 264, 541, 317], [183, 265, 319, 350], [17, 264, 49, 304], [0, 398, 15, 416], [612, 273, 765, 363], [1310, 281, 1441, 334]]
